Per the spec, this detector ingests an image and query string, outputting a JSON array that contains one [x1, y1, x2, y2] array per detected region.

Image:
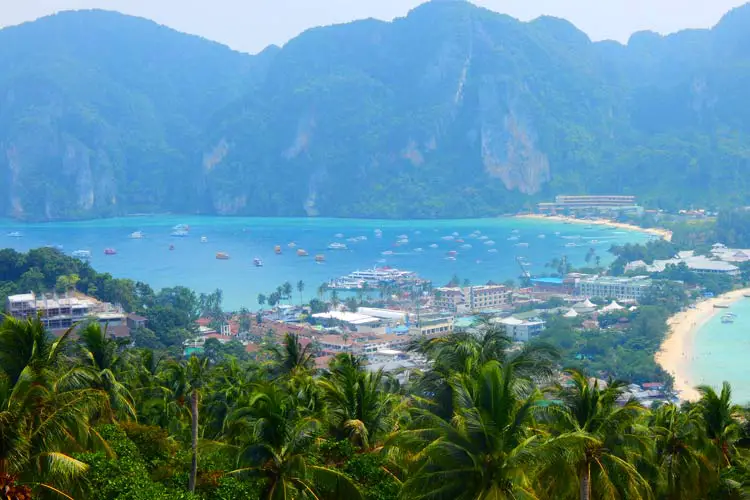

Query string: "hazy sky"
[[1, 0, 747, 54]]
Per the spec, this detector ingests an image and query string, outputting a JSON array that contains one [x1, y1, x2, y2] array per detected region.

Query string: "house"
[[127, 313, 148, 330], [494, 316, 546, 342]]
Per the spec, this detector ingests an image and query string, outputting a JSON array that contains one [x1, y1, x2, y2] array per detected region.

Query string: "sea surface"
[[690, 297, 750, 403], [0, 216, 651, 310]]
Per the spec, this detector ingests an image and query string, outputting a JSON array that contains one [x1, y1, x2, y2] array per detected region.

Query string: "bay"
[[0, 216, 650, 310]]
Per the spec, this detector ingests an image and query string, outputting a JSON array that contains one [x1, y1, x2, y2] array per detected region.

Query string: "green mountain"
[[2, 1, 750, 220]]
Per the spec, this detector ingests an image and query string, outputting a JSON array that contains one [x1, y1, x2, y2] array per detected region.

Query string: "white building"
[[435, 285, 511, 312], [6, 292, 125, 330], [576, 276, 652, 302], [644, 252, 740, 277], [495, 316, 545, 342]]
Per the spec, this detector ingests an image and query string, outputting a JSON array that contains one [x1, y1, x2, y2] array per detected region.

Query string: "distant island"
[[3, 2, 750, 220]]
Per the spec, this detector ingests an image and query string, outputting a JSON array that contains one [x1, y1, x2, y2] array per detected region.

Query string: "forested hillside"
[[3, 1, 750, 219]]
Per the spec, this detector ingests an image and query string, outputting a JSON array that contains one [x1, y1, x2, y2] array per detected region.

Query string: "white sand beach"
[[515, 213, 673, 241], [656, 288, 750, 402]]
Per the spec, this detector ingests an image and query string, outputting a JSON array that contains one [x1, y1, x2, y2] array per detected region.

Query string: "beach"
[[656, 288, 750, 401], [516, 214, 673, 241]]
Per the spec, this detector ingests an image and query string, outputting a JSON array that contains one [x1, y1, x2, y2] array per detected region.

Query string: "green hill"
[[2, 1, 750, 219]]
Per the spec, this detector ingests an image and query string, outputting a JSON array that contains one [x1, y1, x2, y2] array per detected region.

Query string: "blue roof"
[[531, 277, 564, 284], [393, 325, 409, 334]]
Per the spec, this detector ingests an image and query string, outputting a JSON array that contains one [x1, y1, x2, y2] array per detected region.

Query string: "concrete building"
[[435, 285, 511, 312], [412, 312, 454, 337], [576, 276, 652, 302], [538, 195, 641, 214], [641, 252, 741, 277], [495, 316, 546, 342], [6, 292, 126, 330]]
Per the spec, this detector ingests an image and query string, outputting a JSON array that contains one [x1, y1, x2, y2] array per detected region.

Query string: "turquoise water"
[[0, 216, 650, 310], [691, 298, 750, 403]]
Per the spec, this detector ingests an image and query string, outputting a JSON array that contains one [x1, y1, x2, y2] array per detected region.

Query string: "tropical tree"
[[696, 382, 742, 468], [390, 361, 547, 499], [257, 294, 267, 310], [540, 369, 651, 500], [297, 280, 305, 306], [78, 322, 136, 421], [282, 282, 293, 302], [162, 355, 210, 493], [227, 384, 363, 500], [268, 333, 314, 378]]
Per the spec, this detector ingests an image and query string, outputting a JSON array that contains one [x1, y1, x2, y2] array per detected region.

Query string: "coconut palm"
[[162, 355, 210, 493], [390, 361, 547, 499], [540, 369, 651, 500], [318, 353, 399, 450], [268, 333, 314, 378], [78, 322, 136, 421], [228, 383, 363, 500], [696, 382, 742, 467], [297, 280, 305, 306]]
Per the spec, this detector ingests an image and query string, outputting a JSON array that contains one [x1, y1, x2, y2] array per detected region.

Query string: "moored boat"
[[7, 231, 22, 238], [200, 236, 208, 243], [297, 249, 308, 256], [274, 245, 282, 254], [315, 254, 325, 262], [288, 242, 297, 248], [328, 242, 348, 250], [253, 257, 263, 267], [104, 248, 117, 255], [130, 231, 144, 239], [216, 252, 230, 260], [171, 230, 189, 237]]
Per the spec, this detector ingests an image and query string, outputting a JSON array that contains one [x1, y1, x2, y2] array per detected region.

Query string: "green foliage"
[[716, 209, 750, 247]]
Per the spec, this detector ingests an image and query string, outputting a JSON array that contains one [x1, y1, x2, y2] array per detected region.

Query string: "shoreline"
[[656, 288, 750, 402], [515, 213, 672, 241]]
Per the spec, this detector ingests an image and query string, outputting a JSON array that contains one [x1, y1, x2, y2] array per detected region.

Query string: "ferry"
[[104, 248, 117, 255], [200, 236, 208, 243], [328, 266, 425, 290], [328, 242, 348, 250], [274, 245, 282, 254], [171, 230, 189, 237], [7, 231, 22, 238], [253, 257, 263, 267], [130, 231, 144, 239], [72, 250, 91, 260], [297, 249, 308, 256], [315, 254, 325, 262], [216, 252, 230, 260]]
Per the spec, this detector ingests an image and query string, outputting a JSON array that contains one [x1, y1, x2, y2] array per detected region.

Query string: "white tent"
[[563, 308, 579, 318], [602, 300, 625, 313]]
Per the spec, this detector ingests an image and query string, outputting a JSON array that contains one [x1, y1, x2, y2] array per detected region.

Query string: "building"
[[435, 285, 511, 312], [412, 312, 454, 337], [6, 292, 126, 330], [538, 195, 639, 213], [575, 276, 652, 302], [495, 316, 546, 342], [643, 252, 741, 277]]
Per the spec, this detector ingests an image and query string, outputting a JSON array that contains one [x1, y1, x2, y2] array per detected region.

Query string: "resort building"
[[411, 312, 454, 337], [538, 195, 641, 214], [494, 316, 546, 342], [637, 251, 741, 277], [5, 292, 127, 330], [434, 285, 511, 312], [575, 276, 652, 302]]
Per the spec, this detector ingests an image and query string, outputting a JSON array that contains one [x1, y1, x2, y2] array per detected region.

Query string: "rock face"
[[2, 3, 750, 219]]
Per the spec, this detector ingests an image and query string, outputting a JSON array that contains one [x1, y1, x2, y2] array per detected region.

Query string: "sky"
[[0, 0, 747, 54]]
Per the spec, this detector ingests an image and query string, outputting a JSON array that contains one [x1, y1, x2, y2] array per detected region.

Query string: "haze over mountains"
[[2, 0, 750, 220]]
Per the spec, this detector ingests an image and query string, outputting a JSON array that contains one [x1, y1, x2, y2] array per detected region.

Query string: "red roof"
[[203, 333, 232, 341], [196, 318, 212, 327]]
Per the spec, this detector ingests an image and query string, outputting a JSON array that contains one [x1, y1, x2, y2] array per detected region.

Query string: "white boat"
[[460, 244, 472, 249], [441, 235, 454, 241], [507, 236, 519, 241], [397, 238, 409, 244], [130, 231, 144, 239], [7, 231, 22, 238], [334, 233, 344, 238], [200, 236, 208, 243], [381, 250, 394, 256], [171, 230, 189, 237], [484, 240, 495, 246], [346, 237, 358, 242], [446, 256, 456, 261], [429, 243, 439, 248], [479, 235, 489, 240], [72, 250, 91, 260], [374, 229, 382, 238], [253, 257, 263, 267], [538, 234, 546, 239], [173, 224, 190, 231], [515, 242, 529, 248], [356, 236, 368, 241], [721, 313, 735, 324], [554, 232, 561, 236], [488, 248, 498, 253], [328, 242, 348, 250], [565, 242, 577, 248], [288, 242, 297, 248], [511, 229, 520, 234], [414, 248, 424, 252]]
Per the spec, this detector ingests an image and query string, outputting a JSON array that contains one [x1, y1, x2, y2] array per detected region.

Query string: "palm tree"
[[649, 403, 712, 500], [331, 290, 340, 310], [390, 361, 546, 499], [227, 384, 363, 500], [318, 354, 399, 450], [297, 280, 305, 306], [282, 281, 293, 302], [268, 333, 314, 378], [541, 369, 651, 500], [163, 355, 210, 493], [78, 322, 136, 421], [317, 283, 329, 300], [257, 294, 267, 310], [696, 382, 742, 468]]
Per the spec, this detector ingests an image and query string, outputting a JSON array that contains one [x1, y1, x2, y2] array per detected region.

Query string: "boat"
[[334, 233, 344, 238], [721, 313, 735, 324], [447, 250, 458, 256], [429, 243, 439, 248], [396, 238, 409, 244], [507, 236, 519, 241], [7, 231, 22, 238], [554, 232, 561, 236], [171, 230, 189, 237], [414, 248, 424, 252], [328, 242, 348, 250], [104, 248, 117, 255], [479, 235, 488, 240], [129, 231, 144, 239], [381, 250, 394, 256], [253, 257, 263, 267], [288, 242, 297, 248], [565, 242, 577, 248], [216, 252, 230, 260], [446, 256, 457, 261], [72, 250, 91, 260], [200, 236, 208, 243], [515, 242, 529, 248], [173, 224, 190, 231], [374, 229, 382, 238], [397, 234, 409, 239], [346, 237, 358, 243], [713, 304, 730, 309], [460, 244, 472, 249], [484, 240, 495, 246], [456, 238, 465, 243], [589, 240, 599, 244], [315, 254, 326, 262], [274, 245, 282, 254], [538, 234, 546, 239], [441, 235, 454, 241], [488, 248, 498, 253], [297, 249, 308, 256]]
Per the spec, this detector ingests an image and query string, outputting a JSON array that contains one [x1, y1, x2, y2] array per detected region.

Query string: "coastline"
[[515, 213, 672, 241], [656, 288, 750, 402]]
